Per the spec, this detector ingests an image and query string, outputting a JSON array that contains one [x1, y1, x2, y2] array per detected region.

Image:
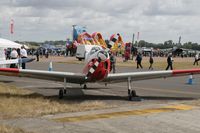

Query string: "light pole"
[[137, 32, 139, 48], [132, 33, 135, 46], [72, 25, 76, 41], [178, 36, 181, 45]]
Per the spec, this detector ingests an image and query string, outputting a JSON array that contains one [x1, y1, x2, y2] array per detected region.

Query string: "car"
[[76, 44, 102, 61]]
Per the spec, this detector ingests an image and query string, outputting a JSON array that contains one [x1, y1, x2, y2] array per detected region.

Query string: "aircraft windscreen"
[[90, 47, 101, 55]]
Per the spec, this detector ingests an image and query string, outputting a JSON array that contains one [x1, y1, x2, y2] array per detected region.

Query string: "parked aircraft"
[[0, 47, 200, 100]]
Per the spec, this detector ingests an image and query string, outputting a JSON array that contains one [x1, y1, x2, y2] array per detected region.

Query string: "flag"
[[10, 19, 14, 34]]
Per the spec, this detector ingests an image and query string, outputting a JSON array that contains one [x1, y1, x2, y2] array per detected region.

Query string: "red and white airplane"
[[0, 47, 200, 100]]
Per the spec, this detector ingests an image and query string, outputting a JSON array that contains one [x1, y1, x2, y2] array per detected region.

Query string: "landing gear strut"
[[127, 77, 137, 101], [58, 77, 67, 99]]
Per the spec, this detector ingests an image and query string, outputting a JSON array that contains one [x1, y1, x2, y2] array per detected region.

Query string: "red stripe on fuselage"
[[0, 68, 19, 73], [173, 69, 200, 75]]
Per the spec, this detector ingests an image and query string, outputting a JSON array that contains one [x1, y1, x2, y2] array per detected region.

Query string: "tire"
[[59, 89, 64, 99], [128, 95, 132, 101], [131, 90, 136, 97], [64, 89, 67, 94], [83, 84, 87, 89]]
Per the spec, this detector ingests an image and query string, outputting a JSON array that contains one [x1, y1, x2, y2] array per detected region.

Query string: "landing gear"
[[128, 89, 137, 101], [83, 84, 87, 89], [64, 89, 67, 94], [59, 89, 64, 99], [58, 77, 67, 99], [127, 77, 138, 101]]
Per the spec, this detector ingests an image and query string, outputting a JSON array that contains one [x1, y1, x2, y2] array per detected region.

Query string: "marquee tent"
[[0, 38, 28, 48]]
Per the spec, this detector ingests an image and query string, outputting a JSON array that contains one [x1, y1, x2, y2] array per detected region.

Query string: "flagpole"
[[137, 32, 139, 47]]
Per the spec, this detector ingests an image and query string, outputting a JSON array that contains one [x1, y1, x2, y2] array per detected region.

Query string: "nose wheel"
[[59, 89, 67, 99], [59, 89, 64, 99]]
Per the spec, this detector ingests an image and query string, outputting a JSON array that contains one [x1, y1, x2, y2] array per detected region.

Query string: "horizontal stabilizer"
[[0, 58, 35, 65]]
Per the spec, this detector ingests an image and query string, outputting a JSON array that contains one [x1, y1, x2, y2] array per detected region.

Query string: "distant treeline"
[[15, 39, 200, 50], [135, 40, 200, 50], [15, 40, 66, 47]]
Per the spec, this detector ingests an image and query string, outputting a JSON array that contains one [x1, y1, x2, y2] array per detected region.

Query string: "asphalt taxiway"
[[0, 58, 200, 133]]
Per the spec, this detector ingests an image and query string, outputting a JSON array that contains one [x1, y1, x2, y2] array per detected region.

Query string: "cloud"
[[0, 0, 200, 43], [143, 0, 198, 16]]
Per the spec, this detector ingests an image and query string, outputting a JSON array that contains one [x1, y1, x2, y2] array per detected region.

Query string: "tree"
[[138, 40, 146, 47], [164, 40, 173, 48]]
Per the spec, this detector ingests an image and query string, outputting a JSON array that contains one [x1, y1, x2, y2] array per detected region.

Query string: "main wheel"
[[128, 95, 132, 101], [131, 90, 136, 97], [128, 90, 137, 101], [59, 89, 64, 99], [64, 89, 67, 94], [83, 84, 87, 89]]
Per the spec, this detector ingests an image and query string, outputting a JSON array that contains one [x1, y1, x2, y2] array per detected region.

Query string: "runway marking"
[[54, 104, 193, 123]]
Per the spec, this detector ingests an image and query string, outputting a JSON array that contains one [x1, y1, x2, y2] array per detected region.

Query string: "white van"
[[76, 45, 102, 61]]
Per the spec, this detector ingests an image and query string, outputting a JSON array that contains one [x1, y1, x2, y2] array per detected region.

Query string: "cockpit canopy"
[[89, 47, 101, 55], [86, 46, 109, 62]]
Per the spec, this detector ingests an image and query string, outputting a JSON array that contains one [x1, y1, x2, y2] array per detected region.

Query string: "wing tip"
[[0, 68, 19, 73], [173, 69, 200, 75]]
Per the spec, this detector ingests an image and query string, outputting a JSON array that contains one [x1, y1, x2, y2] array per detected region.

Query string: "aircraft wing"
[[103, 69, 200, 83], [0, 68, 200, 84], [0, 68, 87, 84]]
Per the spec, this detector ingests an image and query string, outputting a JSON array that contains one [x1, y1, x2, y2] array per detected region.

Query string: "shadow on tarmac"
[[0, 92, 43, 98], [0, 80, 14, 83], [140, 96, 195, 101], [34, 87, 197, 101], [0, 92, 196, 102]]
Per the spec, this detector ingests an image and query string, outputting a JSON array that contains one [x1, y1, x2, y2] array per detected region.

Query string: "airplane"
[[0, 46, 200, 100]]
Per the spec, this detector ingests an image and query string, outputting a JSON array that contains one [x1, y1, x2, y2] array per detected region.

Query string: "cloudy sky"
[[0, 0, 200, 43]]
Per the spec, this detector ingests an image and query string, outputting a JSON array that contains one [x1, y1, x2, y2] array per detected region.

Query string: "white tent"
[[0, 38, 28, 48], [0, 38, 29, 68]]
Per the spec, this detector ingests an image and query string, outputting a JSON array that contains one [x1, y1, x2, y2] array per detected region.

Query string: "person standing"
[[35, 49, 40, 61], [6, 48, 11, 59], [45, 48, 49, 58], [135, 53, 143, 69], [10, 48, 18, 68], [149, 55, 154, 70], [193, 53, 199, 66], [20, 46, 27, 69], [110, 52, 116, 73], [166, 53, 173, 70]]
